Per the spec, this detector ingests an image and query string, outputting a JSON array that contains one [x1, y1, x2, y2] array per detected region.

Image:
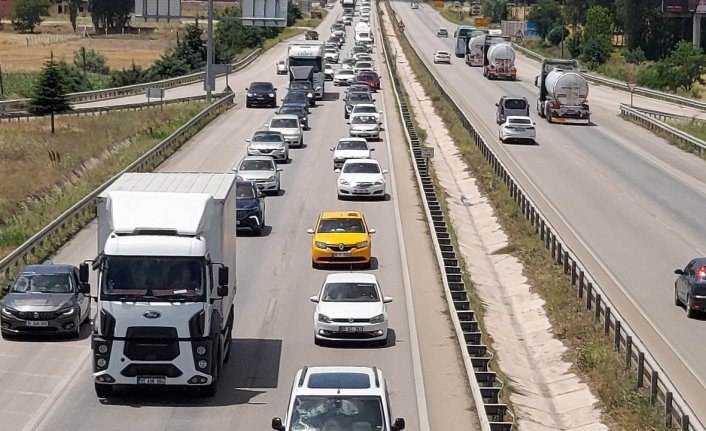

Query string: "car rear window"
[[338, 140, 368, 150], [504, 99, 528, 110], [307, 373, 371, 389], [508, 118, 532, 125]]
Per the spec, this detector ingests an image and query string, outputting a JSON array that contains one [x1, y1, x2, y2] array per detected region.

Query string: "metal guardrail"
[[620, 103, 706, 159], [412, 23, 706, 431], [0, 94, 215, 122], [0, 93, 235, 288], [378, 7, 511, 431], [0, 49, 261, 113], [513, 44, 706, 111]]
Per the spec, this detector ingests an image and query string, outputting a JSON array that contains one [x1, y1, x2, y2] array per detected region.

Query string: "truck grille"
[[124, 327, 180, 361]]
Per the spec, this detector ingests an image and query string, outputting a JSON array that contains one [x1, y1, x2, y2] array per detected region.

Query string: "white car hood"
[[334, 149, 371, 159], [318, 301, 384, 319], [239, 170, 276, 180], [268, 127, 300, 136], [339, 172, 384, 183]]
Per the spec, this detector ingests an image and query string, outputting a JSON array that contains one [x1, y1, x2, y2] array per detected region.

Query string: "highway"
[[391, 0, 706, 423], [0, 5, 481, 431]]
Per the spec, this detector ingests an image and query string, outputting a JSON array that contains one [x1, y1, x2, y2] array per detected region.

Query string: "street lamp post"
[[206, 0, 214, 101]]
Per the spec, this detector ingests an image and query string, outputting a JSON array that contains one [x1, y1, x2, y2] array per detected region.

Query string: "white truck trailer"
[[80, 172, 237, 398], [288, 43, 326, 99], [535, 58, 590, 124]]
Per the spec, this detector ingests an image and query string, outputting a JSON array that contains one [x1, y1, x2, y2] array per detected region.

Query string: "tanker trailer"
[[484, 42, 516, 79], [535, 59, 590, 124], [465, 34, 485, 67]]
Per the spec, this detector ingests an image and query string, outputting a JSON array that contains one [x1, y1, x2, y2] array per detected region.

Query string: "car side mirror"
[[392, 418, 406, 431], [382, 169, 389, 174], [264, 123, 269, 128], [272, 418, 285, 431], [369, 228, 376, 234], [245, 88, 249, 91], [383, 296, 393, 303], [307, 228, 315, 234], [79, 262, 90, 283], [370, 148, 376, 151], [495, 103, 499, 107], [309, 295, 319, 303], [330, 147, 335, 151], [79, 282, 91, 295], [372, 99, 376, 102], [218, 266, 229, 288], [675, 269, 684, 275], [534, 76, 539, 87], [277, 168, 283, 172]]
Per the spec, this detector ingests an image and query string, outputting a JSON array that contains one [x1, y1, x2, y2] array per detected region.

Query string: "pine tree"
[[28, 52, 72, 134]]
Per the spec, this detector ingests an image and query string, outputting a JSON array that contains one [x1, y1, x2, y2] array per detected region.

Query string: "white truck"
[[465, 34, 485, 67], [482, 35, 516, 80], [288, 43, 326, 99], [535, 58, 590, 124], [80, 172, 237, 398]]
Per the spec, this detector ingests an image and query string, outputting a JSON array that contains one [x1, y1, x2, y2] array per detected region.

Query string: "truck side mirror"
[[272, 418, 285, 431], [79, 282, 91, 295], [218, 266, 229, 287], [392, 418, 406, 431], [79, 262, 90, 283], [534, 76, 538, 87]]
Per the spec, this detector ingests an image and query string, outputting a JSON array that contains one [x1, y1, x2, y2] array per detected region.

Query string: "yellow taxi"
[[307, 211, 375, 269]]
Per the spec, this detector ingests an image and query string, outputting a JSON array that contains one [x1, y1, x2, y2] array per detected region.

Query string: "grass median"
[[0, 101, 211, 272], [381, 1, 670, 429]]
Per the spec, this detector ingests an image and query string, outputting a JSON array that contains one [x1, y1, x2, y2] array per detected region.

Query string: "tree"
[[622, 0, 690, 60], [662, 41, 706, 92], [527, 0, 562, 40], [173, 24, 207, 72], [149, 52, 190, 80], [74, 47, 110, 74], [12, 0, 50, 33], [29, 52, 72, 134], [89, 0, 132, 32], [481, 0, 506, 23], [287, 1, 302, 26], [580, 6, 613, 66], [68, 0, 81, 32], [547, 25, 569, 46], [111, 62, 149, 86]]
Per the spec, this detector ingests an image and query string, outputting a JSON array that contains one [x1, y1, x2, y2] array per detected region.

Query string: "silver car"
[[265, 114, 304, 147], [348, 113, 380, 140], [233, 156, 282, 194], [246, 130, 289, 162]]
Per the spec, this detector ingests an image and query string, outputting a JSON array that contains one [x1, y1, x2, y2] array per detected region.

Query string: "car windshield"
[[508, 118, 532, 125], [356, 62, 372, 68], [250, 84, 272, 92], [349, 93, 371, 102], [271, 118, 298, 128], [318, 218, 365, 233], [252, 132, 283, 142], [240, 159, 275, 171], [289, 396, 384, 430], [355, 106, 376, 114], [350, 86, 370, 92], [504, 99, 528, 109], [343, 162, 380, 173], [340, 70, 355, 75], [338, 140, 368, 150], [12, 273, 73, 294], [101, 256, 206, 301], [326, 49, 337, 53], [322, 282, 380, 302], [352, 115, 377, 125], [286, 92, 307, 101], [236, 183, 257, 198]]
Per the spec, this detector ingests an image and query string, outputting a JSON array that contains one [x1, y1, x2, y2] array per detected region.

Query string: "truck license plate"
[[26, 321, 48, 327], [137, 376, 166, 385], [333, 252, 351, 258], [339, 326, 364, 332]]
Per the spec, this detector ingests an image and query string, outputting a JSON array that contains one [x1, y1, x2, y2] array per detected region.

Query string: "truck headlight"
[[98, 344, 109, 354], [97, 358, 107, 368], [370, 314, 385, 323], [315, 241, 328, 250], [318, 313, 331, 323], [197, 360, 208, 369]]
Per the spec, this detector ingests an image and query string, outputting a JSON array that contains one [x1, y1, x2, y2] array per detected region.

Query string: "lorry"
[[465, 34, 485, 67], [342, 0, 355, 11], [534, 58, 590, 124], [288, 43, 325, 99], [80, 172, 237, 398], [482, 35, 516, 80]]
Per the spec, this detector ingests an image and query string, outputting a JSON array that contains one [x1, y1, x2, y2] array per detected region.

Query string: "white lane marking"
[[21, 349, 90, 431], [375, 12, 432, 431]]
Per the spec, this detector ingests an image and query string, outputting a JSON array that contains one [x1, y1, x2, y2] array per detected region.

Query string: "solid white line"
[[374, 12, 432, 431]]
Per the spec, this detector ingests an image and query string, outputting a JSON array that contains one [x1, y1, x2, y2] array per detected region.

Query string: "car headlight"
[[307, 93, 313, 98], [334, 156, 345, 161], [267, 176, 276, 181], [356, 241, 369, 248], [268, 93, 275, 97], [374, 179, 384, 185], [236, 175, 244, 181], [318, 313, 331, 323], [1, 306, 15, 317], [247, 93, 253, 97], [370, 314, 385, 323], [339, 178, 350, 185], [315, 241, 328, 250], [61, 307, 76, 316]]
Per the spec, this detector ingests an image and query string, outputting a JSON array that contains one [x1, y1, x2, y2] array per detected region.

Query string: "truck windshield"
[[101, 256, 207, 301], [289, 396, 385, 430], [289, 57, 322, 73]]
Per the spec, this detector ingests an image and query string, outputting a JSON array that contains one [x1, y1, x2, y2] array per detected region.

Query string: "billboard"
[[135, 0, 182, 22], [241, 0, 288, 27], [663, 0, 706, 14]]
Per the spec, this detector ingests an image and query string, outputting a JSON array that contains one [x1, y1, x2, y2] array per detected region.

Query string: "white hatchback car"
[[271, 366, 406, 431], [310, 273, 392, 345], [348, 113, 381, 140], [433, 50, 451, 64], [499, 115, 536, 144], [336, 158, 387, 199], [331, 137, 373, 170]]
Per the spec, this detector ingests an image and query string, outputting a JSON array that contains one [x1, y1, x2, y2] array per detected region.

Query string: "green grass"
[[382, 1, 672, 429], [437, 7, 475, 25], [1, 71, 116, 100]]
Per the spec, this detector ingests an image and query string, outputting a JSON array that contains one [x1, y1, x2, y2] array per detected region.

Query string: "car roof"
[[19, 264, 76, 275], [324, 272, 378, 284], [242, 155, 276, 162], [250, 81, 273, 86], [293, 366, 384, 396], [320, 211, 364, 219], [270, 114, 299, 120]]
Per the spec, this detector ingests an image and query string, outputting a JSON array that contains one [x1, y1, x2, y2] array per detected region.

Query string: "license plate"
[[236, 220, 241, 225], [353, 188, 369, 194], [339, 326, 364, 332], [26, 320, 48, 327], [333, 252, 351, 258], [137, 377, 166, 385]]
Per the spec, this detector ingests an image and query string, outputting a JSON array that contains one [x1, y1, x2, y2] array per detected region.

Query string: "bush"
[[110, 62, 150, 87], [580, 37, 611, 67], [73, 48, 110, 75], [624, 47, 646, 65], [546, 25, 568, 46], [637, 64, 666, 90]]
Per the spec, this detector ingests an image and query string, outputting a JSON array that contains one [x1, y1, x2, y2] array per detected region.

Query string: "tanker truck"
[[534, 58, 590, 125], [465, 34, 485, 67], [482, 36, 516, 80]]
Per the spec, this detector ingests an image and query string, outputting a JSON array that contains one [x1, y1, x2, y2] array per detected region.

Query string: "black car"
[[289, 80, 317, 106], [246, 82, 277, 108], [0, 264, 91, 338], [236, 181, 266, 235], [278, 105, 309, 129], [343, 91, 375, 119], [674, 258, 706, 317], [305, 30, 319, 40], [282, 90, 311, 113]]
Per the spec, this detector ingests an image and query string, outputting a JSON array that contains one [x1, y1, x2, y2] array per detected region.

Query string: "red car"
[[356, 71, 381, 92]]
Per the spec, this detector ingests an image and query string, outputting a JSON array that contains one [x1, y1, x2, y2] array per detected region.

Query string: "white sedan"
[[498, 116, 536, 144], [433, 50, 451, 64], [336, 158, 387, 200], [351, 103, 383, 124], [331, 137, 373, 170], [333, 69, 357, 86], [310, 273, 392, 346]]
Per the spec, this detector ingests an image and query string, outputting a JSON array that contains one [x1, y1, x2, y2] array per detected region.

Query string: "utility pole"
[[206, 0, 214, 101], [694, 12, 702, 49], [0, 63, 4, 98]]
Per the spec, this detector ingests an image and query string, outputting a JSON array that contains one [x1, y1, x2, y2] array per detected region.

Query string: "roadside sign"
[[421, 147, 434, 158], [146, 87, 164, 99], [627, 82, 637, 92], [514, 29, 523, 43]]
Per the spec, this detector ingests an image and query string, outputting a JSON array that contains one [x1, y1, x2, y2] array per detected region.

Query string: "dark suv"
[[246, 82, 277, 108], [305, 30, 319, 40], [289, 80, 317, 106], [344, 91, 375, 119], [236, 181, 266, 235], [496, 96, 529, 124], [0, 264, 91, 338]]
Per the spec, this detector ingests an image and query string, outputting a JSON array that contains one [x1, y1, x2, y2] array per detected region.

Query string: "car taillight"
[[698, 266, 706, 279]]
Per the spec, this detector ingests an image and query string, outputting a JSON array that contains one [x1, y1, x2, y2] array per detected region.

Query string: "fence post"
[[625, 336, 632, 368], [595, 294, 601, 319], [637, 352, 645, 388], [614, 320, 621, 351], [650, 371, 658, 403], [604, 306, 610, 334], [665, 392, 673, 428]]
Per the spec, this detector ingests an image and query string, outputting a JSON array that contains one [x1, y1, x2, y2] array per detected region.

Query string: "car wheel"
[[95, 383, 113, 398], [245, 102, 251, 108], [686, 295, 697, 318], [674, 286, 682, 306]]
